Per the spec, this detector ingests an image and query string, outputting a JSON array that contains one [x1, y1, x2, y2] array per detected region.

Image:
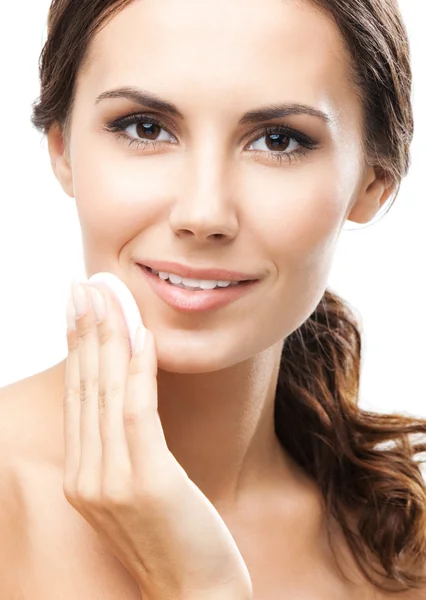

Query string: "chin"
[[156, 349, 233, 375], [153, 335, 247, 374]]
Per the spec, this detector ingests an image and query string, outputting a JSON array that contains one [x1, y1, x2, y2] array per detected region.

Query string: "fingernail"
[[88, 286, 106, 322], [71, 282, 88, 317], [66, 296, 76, 331]]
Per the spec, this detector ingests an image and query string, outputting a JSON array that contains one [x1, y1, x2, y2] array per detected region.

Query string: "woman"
[[0, 0, 425, 597]]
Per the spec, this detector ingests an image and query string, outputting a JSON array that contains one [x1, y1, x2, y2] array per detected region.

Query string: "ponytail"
[[274, 290, 426, 592]]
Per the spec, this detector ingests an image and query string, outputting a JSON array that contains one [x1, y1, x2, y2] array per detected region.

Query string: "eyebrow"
[[95, 86, 332, 126]]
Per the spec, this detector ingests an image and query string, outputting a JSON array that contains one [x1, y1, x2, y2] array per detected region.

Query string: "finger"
[[124, 326, 169, 480], [90, 284, 132, 485], [72, 282, 103, 493], [64, 296, 81, 492]]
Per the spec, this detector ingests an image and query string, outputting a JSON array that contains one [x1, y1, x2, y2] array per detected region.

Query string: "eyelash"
[[104, 112, 319, 166]]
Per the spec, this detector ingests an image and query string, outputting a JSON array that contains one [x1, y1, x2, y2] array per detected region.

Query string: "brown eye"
[[248, 131, 298, 155], [135, 122, 163, 140], [126, 120, 174, 144], [105, 113, 319, 165], [264, 133, 291, 152], [104, 113, 177, 147]]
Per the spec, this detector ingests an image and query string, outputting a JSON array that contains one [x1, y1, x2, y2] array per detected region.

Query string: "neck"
[[51, 338, 303, 511], [156, 338, 296, 510]]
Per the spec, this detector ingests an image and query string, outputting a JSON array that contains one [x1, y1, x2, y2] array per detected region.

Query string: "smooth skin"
[[64, 282, 252, 599], [1, 0, 420, 597], [49, 0, 393, 509]]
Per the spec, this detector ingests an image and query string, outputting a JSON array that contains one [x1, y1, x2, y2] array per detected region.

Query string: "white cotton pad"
[[88, 272, 145, 356]]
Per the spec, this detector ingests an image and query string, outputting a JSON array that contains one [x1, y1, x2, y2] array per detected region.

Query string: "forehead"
[[80, 0, 358, 128]]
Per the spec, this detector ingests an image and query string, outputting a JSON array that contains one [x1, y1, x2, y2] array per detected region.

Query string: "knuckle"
[[76, 316, 95, 339], [75, 480, 100, 505], [101, 484, 130, 507], [63, 386, 79, 408], [97, 325, 115, 347], [123, 408, 145, 427], [80, 376, 98, 403], [66, 331, 79, 352], [98, 381, 122, 415]]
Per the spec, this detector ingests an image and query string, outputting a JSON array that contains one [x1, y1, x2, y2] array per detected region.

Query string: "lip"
[[137, 259, 261, 283], [137, 264, 261, 313]]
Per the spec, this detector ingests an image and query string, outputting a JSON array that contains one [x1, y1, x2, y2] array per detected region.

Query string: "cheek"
[[72, 131, 347, 290], [242, 165, 348, 335], [71, 139, 168, 244], [245, 162, 346, 269]]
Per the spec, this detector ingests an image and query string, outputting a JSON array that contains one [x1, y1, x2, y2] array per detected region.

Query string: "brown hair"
[[31, 0, 426, 593]]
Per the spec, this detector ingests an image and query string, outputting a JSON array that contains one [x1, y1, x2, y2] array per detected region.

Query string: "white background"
[[0, 1, 424, 418]]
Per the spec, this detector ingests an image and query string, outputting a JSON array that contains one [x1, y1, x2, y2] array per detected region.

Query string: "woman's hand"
[[63, 279, 253, 600]]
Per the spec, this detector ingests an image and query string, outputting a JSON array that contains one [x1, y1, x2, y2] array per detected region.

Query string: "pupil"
[[136, 123, 160, 140], [268, 133, 289, 152]]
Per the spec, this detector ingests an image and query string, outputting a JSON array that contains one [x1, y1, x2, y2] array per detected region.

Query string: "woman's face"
[[51, 0, 375, 373]]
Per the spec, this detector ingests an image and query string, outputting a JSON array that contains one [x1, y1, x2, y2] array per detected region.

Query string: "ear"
[[47, 123, 75, 198], [346, 164, 396, 224]]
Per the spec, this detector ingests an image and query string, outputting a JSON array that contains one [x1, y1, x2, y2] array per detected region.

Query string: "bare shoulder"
[[0, 366, 62, 593], [0, 363, 64, 496], [0, 376, 38, 586], [0, 361, 66, 462], [0, 363, 66, 537]]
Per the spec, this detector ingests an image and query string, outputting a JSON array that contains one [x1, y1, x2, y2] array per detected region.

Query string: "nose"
[[168, 146, 239, 244]]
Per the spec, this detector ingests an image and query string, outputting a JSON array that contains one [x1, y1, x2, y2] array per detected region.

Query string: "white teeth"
[[150, 268, 239, 290], [168, 273, 183, 285], [185, 278, 217, 290]]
